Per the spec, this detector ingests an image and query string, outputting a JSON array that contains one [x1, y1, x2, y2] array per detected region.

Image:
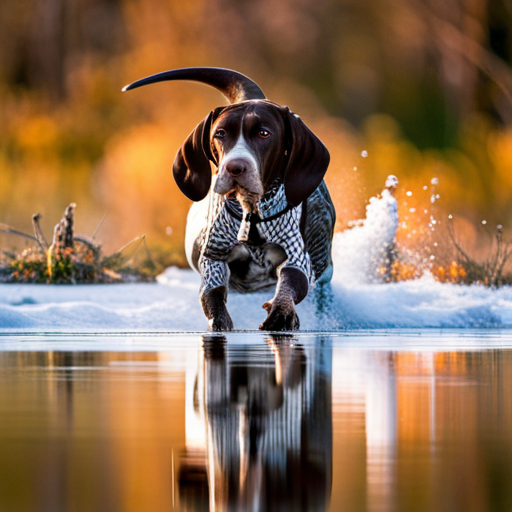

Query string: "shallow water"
[[0, 330, 512, 512]]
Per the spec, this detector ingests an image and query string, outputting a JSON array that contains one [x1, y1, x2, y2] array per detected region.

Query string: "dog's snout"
[[226, 159, 247, 177], [215, 141, 263, 196]]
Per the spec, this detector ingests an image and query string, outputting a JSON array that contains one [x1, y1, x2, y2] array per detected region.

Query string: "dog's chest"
[[226, 242, 287, 292], [203, 188, 301, 258], [185, 184, 311, 292]]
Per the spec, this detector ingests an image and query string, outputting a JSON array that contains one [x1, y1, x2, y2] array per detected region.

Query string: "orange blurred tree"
[[0, 0, 511, 264]]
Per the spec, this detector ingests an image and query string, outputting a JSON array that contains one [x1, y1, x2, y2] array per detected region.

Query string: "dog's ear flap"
[[173, 109, 221, 201], [283, 110, 330, 207]]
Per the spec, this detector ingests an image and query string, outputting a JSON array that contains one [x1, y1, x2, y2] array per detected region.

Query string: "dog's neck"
[[259, 179, 288, 218], [222, 178, 290, 245]]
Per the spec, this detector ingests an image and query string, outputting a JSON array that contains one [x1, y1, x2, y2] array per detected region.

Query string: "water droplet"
[[430, 194, 436, 203], [165, 226, 173, 235], [435, 194, 440, 199], [434, 242, 438, 247], [482, 220, 487, 225], [430, 255, 436, 260], [448, 214, 453, 219], [353, 166, 357, 171], [409, 208, 416, 213], [431, 177, 439, 185], [423, 186, 428, 190], [498, 224, 503, 230], [361, 150, 368, 158], [424, 209, 428, 214], [406, 191, 412, 196]]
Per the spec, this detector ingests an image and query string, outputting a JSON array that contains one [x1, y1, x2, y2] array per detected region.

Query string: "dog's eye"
[[258, 130, 271, 139], [214, 129, 226, 139]]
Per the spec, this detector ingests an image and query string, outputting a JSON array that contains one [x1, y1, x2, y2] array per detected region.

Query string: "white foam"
[[333, 187, 398, 285], [0, 266, 511, 331]]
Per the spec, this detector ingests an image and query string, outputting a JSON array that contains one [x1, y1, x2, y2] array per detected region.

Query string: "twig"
[[32, 213, 49, 251], [74, 236, 100, 252], [102, 235, 145, 266], [493, 228, 512, 286], [92, 212, 108, 240], [0, 223, 40, 244], [447, 221, 473, 263], [142, 236, 156, 270], [123, 235, 146, 266], [1, 250, 17, 260]]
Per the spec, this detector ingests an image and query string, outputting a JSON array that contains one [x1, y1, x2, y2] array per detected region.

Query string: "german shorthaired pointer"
[[123, 68, 335, 331]]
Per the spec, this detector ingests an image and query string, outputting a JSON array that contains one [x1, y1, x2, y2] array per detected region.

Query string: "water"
[[0, 330, 512, 511]]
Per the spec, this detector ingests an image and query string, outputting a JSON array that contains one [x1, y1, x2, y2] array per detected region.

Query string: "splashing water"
[[332, 176, 399, 286]]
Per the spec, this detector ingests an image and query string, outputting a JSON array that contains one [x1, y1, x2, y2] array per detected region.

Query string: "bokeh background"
[[1, 0, 511, 268]]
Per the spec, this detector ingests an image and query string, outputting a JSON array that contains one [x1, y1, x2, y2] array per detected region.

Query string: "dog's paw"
[[208, 313, 234, 332], [202, 287, 234, 331], [259, 299, 300, 331]]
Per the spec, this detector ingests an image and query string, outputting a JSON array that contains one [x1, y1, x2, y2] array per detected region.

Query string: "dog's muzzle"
[[214, 135, 264, 197]]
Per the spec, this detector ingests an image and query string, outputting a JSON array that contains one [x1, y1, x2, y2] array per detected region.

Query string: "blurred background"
[[0, 0, 511, 269]]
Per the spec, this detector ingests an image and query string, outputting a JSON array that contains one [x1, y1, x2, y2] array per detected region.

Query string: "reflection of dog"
[[178, 334, 332, 511], [123, 68, 335, 331]]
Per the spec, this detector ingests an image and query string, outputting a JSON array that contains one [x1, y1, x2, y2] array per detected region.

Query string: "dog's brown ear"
[[283, 110, 330, 207], [173, 110, 219, 201]]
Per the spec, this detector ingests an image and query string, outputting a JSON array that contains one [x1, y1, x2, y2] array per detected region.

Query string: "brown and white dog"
[[123, 68, 335, 331]]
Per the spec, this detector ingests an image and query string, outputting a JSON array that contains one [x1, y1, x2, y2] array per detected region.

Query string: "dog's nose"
[[225, 159, 247, 177]]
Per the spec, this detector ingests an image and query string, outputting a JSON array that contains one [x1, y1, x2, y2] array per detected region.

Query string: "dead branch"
[[32, 213, 49, 251], [92, 212, 108, 240], [0, 223, 40, 245]]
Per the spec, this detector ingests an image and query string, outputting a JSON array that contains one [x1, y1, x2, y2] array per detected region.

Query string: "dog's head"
[[123, 67, 329, 207]]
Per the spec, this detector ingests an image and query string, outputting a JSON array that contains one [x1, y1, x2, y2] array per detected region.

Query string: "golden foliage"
[[432, 261, 468, 284], [0, 0, 511, 269]]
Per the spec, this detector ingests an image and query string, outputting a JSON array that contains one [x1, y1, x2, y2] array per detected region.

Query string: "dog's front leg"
[[199, 258, 233, 331], [201, 286, 234, 331], [259, 267, 308, 331]]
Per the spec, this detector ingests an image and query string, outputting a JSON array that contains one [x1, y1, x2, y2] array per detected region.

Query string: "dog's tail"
[[122, 67, 266, 103]]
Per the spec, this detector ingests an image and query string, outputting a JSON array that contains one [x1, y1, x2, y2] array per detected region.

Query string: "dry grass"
[[433, 223, 512, 288], [0, 204, 159, 284], [388, 222, 512, 288]]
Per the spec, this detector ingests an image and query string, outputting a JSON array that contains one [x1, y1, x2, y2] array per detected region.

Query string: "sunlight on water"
[[0, 331, 512, 511]]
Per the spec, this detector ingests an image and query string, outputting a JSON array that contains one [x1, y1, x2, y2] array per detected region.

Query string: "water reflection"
[[1, 336, 512, 511], [365, 352, 397, 512], [331, 348, 512, 512], [179, 334, 333, 511]]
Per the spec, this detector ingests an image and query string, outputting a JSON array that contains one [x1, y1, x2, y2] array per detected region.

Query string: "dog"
[[123, 68, 335, 331]]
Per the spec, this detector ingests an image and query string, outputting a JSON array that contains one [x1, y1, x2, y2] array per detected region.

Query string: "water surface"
[[0, 330, 511, 511]]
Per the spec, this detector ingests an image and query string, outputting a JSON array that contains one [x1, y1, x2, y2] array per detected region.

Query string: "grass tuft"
[[0, 204, 160, 284]]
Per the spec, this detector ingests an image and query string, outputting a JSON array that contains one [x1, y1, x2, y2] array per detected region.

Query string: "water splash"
[[332, 175, 399, 285]]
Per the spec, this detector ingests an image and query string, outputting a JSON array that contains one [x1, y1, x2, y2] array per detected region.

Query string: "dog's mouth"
[[225, 185, 263, 243], [225, 185, 262, 214]]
